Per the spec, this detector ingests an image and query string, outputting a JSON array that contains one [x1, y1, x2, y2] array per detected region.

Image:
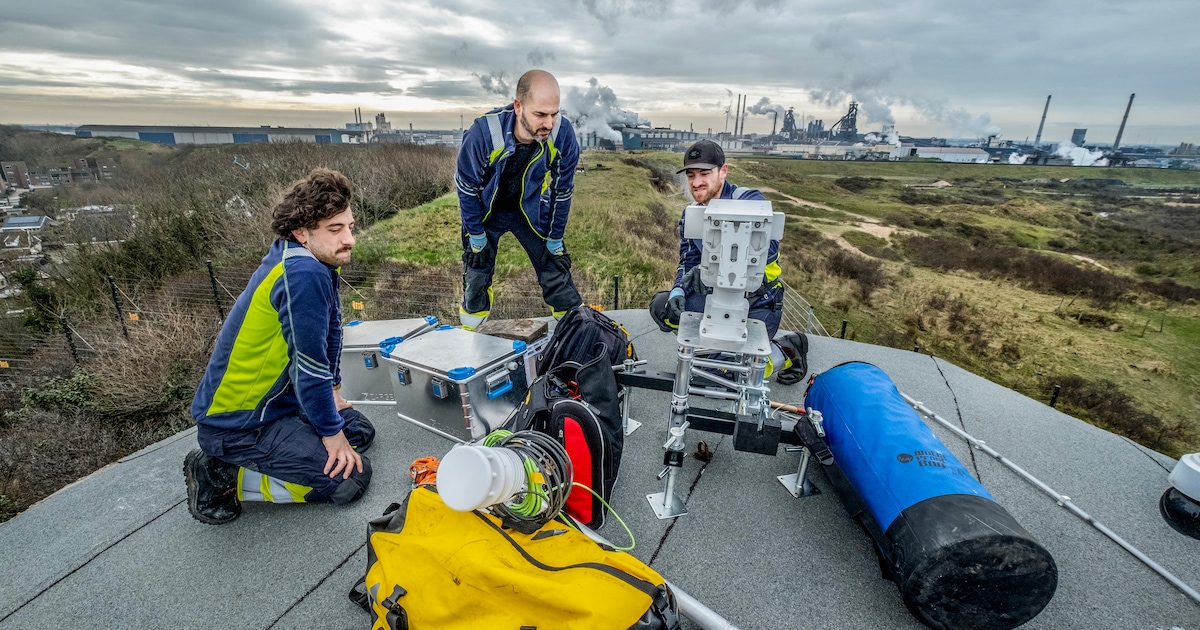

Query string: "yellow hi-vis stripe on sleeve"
[[764, 259, 782, 283], [207, 262, 291, 415], [237, 467, 309, 503]]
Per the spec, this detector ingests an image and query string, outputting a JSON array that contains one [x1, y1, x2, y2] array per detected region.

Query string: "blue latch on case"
[[379, 336, 404, 359]]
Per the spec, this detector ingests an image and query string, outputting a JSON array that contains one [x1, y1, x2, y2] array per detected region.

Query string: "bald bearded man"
[[454, 69, 582, 329]]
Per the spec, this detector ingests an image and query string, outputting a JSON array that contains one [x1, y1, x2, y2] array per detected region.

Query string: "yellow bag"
[[356, 486, 680, 630]]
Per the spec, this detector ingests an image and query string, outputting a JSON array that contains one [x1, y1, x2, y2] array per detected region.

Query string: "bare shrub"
[[825, 251, 887, 301], [1046, 375, 1194, 452], [902, 234, 1139, 306], [620, 157, 677, 193], [835, 176, 884, 193]]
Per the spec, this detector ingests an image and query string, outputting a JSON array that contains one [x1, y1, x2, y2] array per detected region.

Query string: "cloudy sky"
[[2, 0, 1197, 145]]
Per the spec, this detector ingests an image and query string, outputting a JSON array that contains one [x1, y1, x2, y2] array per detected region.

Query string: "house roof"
[[1, 310, 1197, 629], [0, 215, 48, 232]]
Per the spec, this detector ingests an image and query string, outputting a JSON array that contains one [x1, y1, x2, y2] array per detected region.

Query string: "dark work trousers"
[[197, 407, 375, 505], [649, 286, 783, 339], [461, 209, 582, 319]]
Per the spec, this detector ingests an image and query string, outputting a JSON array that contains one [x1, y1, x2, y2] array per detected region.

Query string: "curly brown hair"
[[269, 168, 353, 238]]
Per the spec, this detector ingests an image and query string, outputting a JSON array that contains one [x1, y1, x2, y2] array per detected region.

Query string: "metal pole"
[[1049, 384, 1061, 408], [902, 391, 1200, 606], [839, 320, 847, 339], [613, 275, 620, 311], [60, 318, 79, 365], [805, 306, 814, 334], [206, 260, 226, 321], [107, 275, 129, 339], [573, 522, 743, 630]]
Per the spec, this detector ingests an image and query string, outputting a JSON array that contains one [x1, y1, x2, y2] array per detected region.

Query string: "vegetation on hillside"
[[2, 128, 1199, 523], [1, 131, 455, 521]]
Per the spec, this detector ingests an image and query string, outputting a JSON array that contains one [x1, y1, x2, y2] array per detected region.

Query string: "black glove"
[[464, 243, 492, 270], [665, 289, 685, 323], [681, 267, 706, 295], [550, 250, 572, 274]]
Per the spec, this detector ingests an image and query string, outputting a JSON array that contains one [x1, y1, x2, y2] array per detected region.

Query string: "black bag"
[[538, 306, 637, 375], [505, 358, 620, 529]]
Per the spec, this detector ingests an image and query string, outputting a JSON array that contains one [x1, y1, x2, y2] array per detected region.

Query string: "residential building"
[[75, 125, 344, 145], [1, 162, 30, 189]]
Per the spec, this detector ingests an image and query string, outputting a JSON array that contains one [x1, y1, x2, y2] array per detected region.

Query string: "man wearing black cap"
[[649, 140, 806, 383]]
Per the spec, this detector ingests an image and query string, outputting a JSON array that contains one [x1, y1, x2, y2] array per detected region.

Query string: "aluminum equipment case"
[[386, 326, 531, 443], [339, 317, 439, 405]]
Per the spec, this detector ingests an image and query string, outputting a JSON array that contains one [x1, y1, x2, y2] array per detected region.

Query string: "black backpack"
[[537, 306, 637, 376], [504, 358, 620, 529]]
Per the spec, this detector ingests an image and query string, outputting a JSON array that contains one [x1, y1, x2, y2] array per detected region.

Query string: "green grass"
[[350, 149, 1200, 455]]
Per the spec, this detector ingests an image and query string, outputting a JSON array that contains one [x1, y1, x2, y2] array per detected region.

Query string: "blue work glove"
[[665, 287, 686, 323], [468, 233, 487, 253], [546, 238, 564, 256], [681, 267, 706, 295]]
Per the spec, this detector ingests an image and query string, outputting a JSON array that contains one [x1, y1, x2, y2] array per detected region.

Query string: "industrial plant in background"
[[52, 91, 1197, 170]]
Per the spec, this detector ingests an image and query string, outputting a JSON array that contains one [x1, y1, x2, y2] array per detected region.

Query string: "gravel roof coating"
[[1, 309, 1197, 629]]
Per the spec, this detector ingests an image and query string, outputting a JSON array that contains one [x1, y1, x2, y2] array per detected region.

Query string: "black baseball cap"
[[677, 140, 725, 173]]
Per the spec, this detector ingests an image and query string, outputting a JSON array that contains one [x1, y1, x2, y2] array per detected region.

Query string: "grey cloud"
[[527, 48, 556, 66], [474, 71, 512, 97], [181, 69, 403, 96], [2, 0, 1199, 141], [406, 80, 490, 100]]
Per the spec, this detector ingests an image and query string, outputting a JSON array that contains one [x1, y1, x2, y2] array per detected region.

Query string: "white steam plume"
[[1008, 153, 1029, 165], [562, 77, 648, 142], [747, 96, 786, 117], [1055, 142, 1109, 167]]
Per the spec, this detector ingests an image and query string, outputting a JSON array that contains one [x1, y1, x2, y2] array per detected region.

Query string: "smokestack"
[[1112, 93, 1135, 153], [734, 94, 744, 137], [1034, 95, 1050, 147], [734, 94, 742, 136]]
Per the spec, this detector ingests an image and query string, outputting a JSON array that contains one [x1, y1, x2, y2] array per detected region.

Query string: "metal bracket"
[[777, 446, 821, 498]]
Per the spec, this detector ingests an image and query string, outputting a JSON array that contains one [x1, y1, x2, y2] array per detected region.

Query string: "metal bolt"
[[723, 313, 730, 319], [751, 257, 758, 263], [711, 255, 718, 261], [754, 222, 761, 228]]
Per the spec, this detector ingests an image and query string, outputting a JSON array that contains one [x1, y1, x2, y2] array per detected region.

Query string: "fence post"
[[107, 275, 129, 339], [206, 260, 226, 321], [613, 275, 620, 311], [914, 345, 921, 353], [805, 306, 814, 334], [1049, 384, 1061, 408], [839, 319, 847, 339], [60, 317, 80, 366]]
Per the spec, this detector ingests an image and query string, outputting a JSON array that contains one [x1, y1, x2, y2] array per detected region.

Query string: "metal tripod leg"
[[647, 325, 697, 519], [777, 446, 821, 498]]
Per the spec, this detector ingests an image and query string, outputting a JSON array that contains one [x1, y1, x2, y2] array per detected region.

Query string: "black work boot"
[[774, 333, 809, 386], [183, 449, 241, 525]]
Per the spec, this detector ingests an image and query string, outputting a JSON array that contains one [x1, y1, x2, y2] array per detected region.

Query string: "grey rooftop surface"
[[1, 310, 1198, 629]]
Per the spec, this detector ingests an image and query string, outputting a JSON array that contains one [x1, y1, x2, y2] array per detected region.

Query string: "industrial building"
[[75, 125, 344, 146], [890, 146, 990, 163], [619, 127, 702, 151]]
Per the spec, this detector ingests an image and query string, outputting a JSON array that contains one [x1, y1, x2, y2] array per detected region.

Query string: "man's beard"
[[520, 112, 550, 140], [692, 185, 719, 204]]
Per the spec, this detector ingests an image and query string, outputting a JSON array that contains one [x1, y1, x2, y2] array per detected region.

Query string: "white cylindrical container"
[[1169, 453, 1200, 500], [438, 444, 527, 512]]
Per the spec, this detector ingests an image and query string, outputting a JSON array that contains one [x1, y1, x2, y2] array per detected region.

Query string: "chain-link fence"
[[1, 265, 837, 390]]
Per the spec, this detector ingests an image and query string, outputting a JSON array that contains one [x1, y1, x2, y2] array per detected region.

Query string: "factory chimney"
[[1034, 95, 1050, 148], [1112, 93, 1135, 153], [734, 95, 741, 136]]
